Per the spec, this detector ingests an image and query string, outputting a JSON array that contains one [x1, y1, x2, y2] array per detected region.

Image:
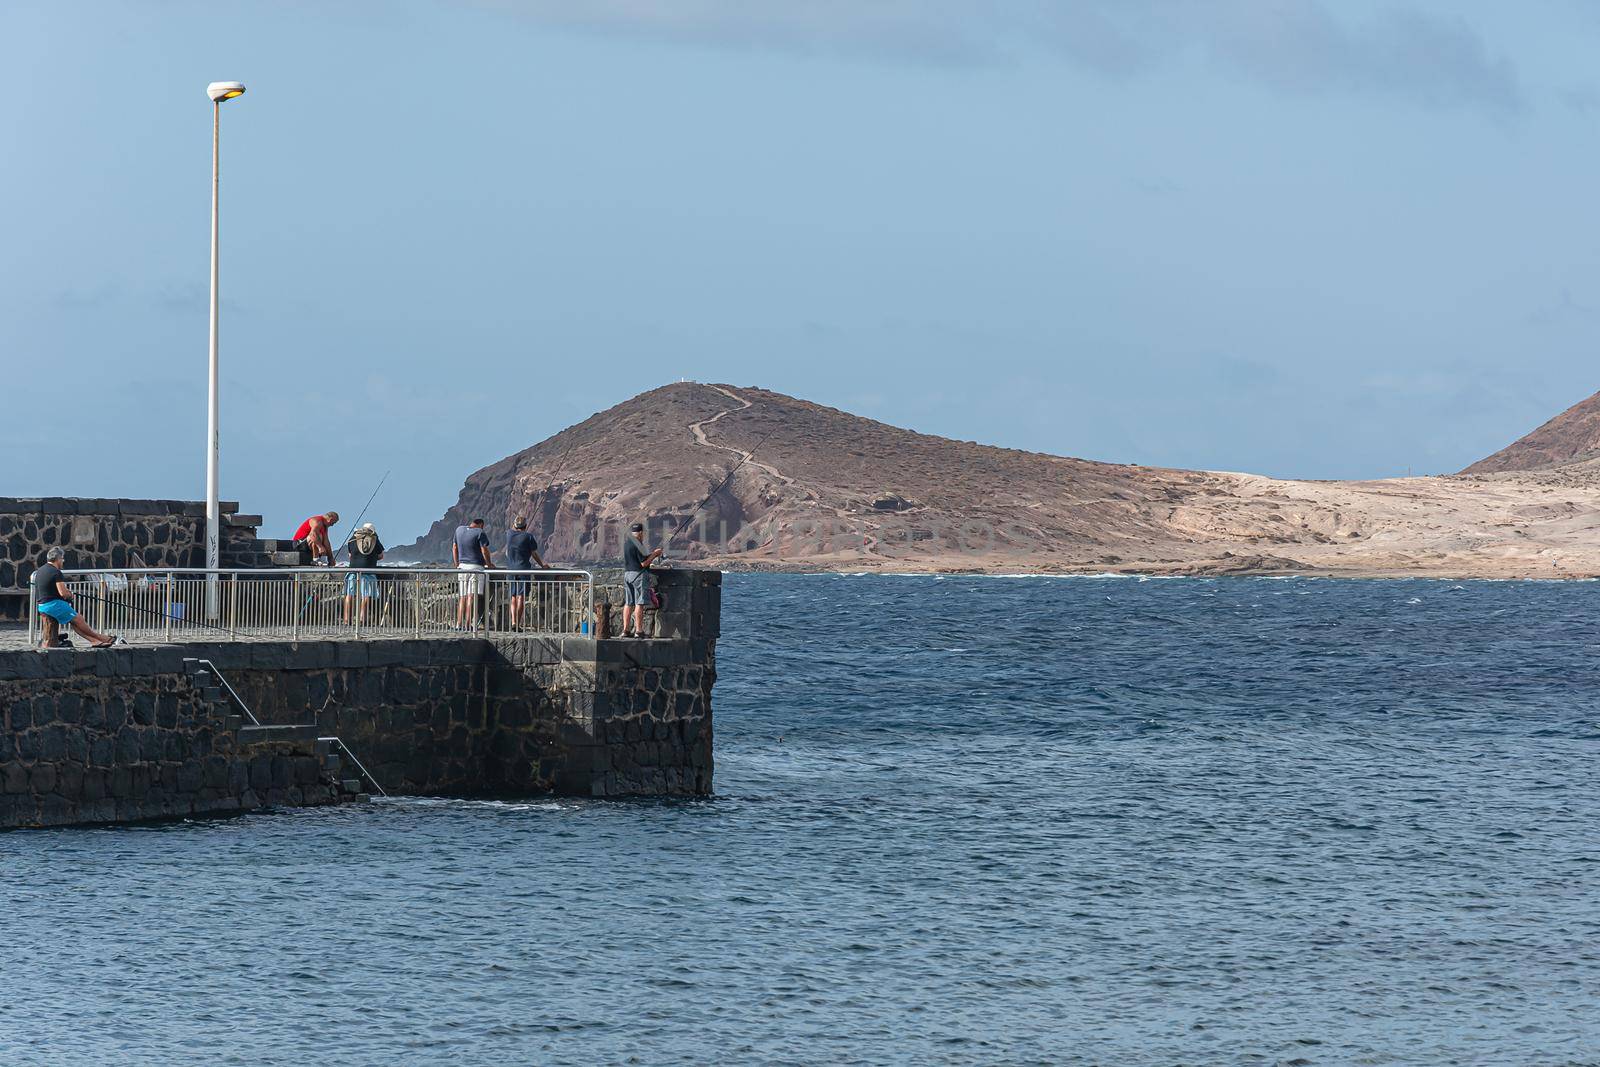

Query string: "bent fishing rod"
[[333, 469, 391, 563]]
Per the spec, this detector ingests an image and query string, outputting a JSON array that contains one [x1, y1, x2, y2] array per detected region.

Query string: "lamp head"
[[206, 81, 246, 103]]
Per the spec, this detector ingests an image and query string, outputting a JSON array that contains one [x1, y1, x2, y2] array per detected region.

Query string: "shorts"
[[457, 563, 484, 595], [344, 573, 379, 598], [507, 579, 530, 597], [624, 571, 648, 606], [38, 599, 77, 624]]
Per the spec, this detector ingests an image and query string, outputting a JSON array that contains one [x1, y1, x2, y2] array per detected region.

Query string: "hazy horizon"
[[6, 1, 1599, 543]]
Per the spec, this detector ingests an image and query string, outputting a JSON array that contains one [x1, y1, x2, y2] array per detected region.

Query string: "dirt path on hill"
[[687, 384, 791, 487]]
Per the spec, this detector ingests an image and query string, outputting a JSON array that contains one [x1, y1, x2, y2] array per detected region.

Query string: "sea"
[[3, 573, 1598, 1066]]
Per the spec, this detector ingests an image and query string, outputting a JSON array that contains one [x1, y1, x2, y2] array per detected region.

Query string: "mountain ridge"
[[392, 381, 1600, 578]]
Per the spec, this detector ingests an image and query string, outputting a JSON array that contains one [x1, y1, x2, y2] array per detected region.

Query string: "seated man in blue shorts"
[[33, 547, 120, 649]]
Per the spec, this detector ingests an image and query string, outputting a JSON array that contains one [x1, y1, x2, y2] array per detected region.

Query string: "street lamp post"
[[205, 80, 245, 618]]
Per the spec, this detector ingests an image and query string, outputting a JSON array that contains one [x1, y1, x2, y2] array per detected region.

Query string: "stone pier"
[[0, 569, 719, 829]]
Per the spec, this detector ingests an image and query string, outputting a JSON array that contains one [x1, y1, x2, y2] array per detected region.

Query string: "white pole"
[[206, 99, 221, 618]]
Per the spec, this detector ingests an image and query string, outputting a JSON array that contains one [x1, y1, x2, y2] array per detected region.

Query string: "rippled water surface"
[[4, 574, 1600, 1065]]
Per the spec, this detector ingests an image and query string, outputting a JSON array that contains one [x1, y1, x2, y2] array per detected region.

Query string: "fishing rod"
[[333, 469, 391, 562], [508, 424, 586, 563], [664, 403, 782, 554], [65, 589, 244, 638]]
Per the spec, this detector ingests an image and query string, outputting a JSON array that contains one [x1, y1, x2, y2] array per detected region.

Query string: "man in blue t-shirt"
[[504, 516, 550, 630], [452, 518, 493, 629]]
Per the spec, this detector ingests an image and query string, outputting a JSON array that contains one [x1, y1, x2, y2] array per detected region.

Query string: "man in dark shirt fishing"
[[453, 517, 492, 629], [504, 516, 549, 630], [622, 522, 662, 638], [32, 547, 120, 649]]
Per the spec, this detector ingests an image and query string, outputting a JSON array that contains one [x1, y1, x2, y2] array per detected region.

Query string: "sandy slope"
[[691, 469, 1600, 578]]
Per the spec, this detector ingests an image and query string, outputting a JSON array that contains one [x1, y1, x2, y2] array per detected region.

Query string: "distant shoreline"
[[389, 556, 1597, 581]]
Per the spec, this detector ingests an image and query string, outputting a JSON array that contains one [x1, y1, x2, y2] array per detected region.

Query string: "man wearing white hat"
[[343, 522, 385, 625]]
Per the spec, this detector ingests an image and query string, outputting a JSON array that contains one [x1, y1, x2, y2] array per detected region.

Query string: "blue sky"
[[4, 1, 1599, 541]]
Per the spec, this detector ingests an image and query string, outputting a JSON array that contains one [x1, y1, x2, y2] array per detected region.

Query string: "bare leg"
[[69, 616, 115, 647], [510, 595, 524, 628], [344, 594, 354, 624], [457, 595, 468, 628]]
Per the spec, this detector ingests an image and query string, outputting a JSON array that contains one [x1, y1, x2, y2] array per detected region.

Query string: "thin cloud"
[[462, 0, 1523, 116]]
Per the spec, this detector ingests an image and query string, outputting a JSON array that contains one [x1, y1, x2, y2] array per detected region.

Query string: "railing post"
[[291, 572, 300, 643], [414, 574, 422, 636], [27, 584, 36, 647], [164, 572, 174, 642], [353, 572, 360, 639], [228, 572, 239, 640]]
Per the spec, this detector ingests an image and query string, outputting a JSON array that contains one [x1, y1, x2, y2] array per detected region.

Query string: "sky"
[[5, 0, 1600, 542]]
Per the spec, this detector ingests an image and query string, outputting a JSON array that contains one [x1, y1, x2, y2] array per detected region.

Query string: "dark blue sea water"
[[4, 574, 1599, 1065]]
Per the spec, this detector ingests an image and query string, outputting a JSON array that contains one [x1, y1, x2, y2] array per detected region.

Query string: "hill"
[[1461, 389, 1600, 474], [392, 382, 1600, 578]]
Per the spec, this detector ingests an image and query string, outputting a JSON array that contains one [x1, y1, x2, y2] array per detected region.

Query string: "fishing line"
[[333, 469, 391, 562], [61, 589, 244, 638], [665, 402, 781, 552]]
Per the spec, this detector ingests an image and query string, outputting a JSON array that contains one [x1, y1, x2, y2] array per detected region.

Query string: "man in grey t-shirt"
[[622, 522, 662, 638], [452, 518, 492, 629]]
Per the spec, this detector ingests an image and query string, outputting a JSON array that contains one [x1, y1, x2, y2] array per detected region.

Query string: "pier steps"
[[182, 658, 373, 800]]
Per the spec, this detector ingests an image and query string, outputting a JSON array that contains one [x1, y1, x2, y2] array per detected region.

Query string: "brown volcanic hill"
[[393, 382, 1212, 567], [393, 381, 1600, 578], [1462, 389, 1600, 474]]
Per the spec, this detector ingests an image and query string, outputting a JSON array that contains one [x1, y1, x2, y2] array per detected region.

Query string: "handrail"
[[42, 565, 595, 643], [191, 657, 262, 725], [60, 566, 592, 577], [189, 657, 388, 798], [320, 737, 389, 797]]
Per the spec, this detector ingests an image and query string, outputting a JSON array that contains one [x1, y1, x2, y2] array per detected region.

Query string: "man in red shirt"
[[292, 511, 339, 566]]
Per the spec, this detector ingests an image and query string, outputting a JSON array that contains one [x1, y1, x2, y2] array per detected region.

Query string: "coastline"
[[688, 554, 1600, 581]]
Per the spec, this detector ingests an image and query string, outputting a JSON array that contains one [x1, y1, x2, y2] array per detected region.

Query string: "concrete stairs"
[[182, 658, 374, 800], [220, 512, 316, 569]]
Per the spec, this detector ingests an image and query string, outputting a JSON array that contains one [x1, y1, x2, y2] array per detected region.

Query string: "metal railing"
[[28, 567, 593, 645]]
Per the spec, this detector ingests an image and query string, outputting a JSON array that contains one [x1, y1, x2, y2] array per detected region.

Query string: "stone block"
[[248, 644, 296, 671], [365, 641, 409, 668], [38, 794, 75, 824], [2, 763, 30, 795], [155, 692, 180, 729], [335, 643, 370, 668], [560, 636, 597, 662], [0, 653, 46, 682], [176, 762, 203, 793]]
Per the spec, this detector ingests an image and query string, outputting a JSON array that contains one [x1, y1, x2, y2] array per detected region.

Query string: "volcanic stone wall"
[[0, 569, 720, 828], [198, 633, 714, 798], [0, 497, 267, 621], [0, 652, 341, 829]]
